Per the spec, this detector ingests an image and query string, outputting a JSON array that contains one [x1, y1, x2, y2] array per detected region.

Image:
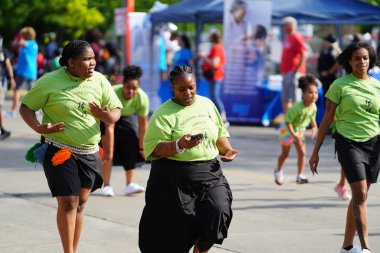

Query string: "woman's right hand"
[[37, 122, 65, 134], [178, 134, 201, 150], [309, 152, 319, 175]]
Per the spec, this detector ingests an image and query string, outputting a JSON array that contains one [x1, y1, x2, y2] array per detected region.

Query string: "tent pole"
[[195, 19, 202, 79], [335, 24, 343, 49], [150, 23, 155, 84]]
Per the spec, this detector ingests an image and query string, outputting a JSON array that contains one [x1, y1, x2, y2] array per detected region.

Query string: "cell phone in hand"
[[190, 133, 204, 141]]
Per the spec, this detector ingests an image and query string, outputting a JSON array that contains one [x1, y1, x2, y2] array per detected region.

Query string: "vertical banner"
[[129, 12, 162, 111], [115, 10, 161, 111], [223, 0, 272, 123]]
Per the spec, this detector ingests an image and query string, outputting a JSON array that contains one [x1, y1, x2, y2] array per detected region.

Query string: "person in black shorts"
[[19, 40, 122, 253], [309, 42, 380, 253]]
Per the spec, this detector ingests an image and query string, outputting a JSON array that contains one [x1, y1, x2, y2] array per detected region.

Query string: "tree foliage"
[[0, 0, 110, 46], [362, 0, 380, 5], [0, 0, 180, 48]]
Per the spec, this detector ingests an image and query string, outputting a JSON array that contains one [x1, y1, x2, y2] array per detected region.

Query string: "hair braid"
[[169, 65, 193, 84]]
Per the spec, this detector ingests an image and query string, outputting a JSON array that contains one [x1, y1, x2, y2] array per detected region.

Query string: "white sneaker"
[[101, 186, 114, 197], [274, 169, 284, 185], [296, 174, 309, 184], [362, 249, 371, 253], [340, 246, 361, 253], [6, 111, 17, 118], [124, 183, 144, 195]]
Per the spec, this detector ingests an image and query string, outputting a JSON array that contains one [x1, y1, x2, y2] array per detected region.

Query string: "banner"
[[223, 0, 272, 123], [119, 11, 162, 111]]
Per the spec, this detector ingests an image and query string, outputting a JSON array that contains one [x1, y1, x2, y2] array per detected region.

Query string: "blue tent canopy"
[[151, 0, 380, 25]]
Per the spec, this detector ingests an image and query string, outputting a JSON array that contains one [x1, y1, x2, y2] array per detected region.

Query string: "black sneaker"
[[0, 130, 11, 140]]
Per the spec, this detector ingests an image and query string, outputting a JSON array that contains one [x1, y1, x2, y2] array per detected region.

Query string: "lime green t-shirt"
[[284, 101, 317, 131], [113, 84, 149, 117], [326, 74, 380, 142], [144, 95, 229, 161], [22, 68, 123, 147]]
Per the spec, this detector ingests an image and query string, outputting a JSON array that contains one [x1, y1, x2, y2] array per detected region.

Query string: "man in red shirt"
[[280, 16, 307, 112]]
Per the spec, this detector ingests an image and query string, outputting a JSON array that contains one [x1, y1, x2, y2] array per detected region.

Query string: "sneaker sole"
[[125, 189, 144, 196], [275, 180, 283, 185]]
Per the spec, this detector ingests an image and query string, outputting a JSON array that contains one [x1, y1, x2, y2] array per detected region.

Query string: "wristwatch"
[[175, 140, 185, 154]]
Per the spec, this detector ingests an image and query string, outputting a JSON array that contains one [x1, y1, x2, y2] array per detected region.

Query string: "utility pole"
[[125, 0, 135, 64]]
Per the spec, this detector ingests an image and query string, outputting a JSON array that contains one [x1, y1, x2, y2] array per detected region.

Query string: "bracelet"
[[139, 148, 144, 151], [175, 140, 184, 154]]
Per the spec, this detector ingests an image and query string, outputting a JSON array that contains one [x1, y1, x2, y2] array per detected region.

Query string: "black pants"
[[139, 158, 233, 253]]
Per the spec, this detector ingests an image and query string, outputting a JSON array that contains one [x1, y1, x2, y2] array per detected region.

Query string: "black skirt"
[[101, 115, 145, 170], [139, 158, 233, 253]]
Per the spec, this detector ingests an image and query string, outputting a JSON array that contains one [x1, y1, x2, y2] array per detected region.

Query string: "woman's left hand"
[[220, 149, 238, 162]]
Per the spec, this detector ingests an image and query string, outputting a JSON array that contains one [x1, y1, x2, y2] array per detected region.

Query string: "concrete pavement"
[[1, 99, 380, 253]]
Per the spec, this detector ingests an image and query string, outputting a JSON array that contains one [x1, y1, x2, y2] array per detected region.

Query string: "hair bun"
[[123, 65, 143, 82], [58, 56, 66, 66], [298, 74, 317, 91]]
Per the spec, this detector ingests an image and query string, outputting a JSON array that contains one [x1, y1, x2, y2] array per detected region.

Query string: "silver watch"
[[175, 140, 185, 154]]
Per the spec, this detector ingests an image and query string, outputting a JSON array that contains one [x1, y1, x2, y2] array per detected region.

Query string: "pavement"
[[1, 98, 380, 253]]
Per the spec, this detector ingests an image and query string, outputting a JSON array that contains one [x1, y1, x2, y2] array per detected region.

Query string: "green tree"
[[362, 0, 380, 5], [0, 0, 105, 46], [88, 0, 121, 31], [0, 0, 181, 48]]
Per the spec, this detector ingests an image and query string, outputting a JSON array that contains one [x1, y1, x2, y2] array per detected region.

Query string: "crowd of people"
[[1, 11, 379, 253], [0, 27, 124, 140]]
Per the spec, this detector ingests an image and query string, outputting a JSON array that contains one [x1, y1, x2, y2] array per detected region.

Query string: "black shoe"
[[0, 130, 11, 140]]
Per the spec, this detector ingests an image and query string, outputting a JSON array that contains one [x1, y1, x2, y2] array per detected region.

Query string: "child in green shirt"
[[275, 74, 318, 185]]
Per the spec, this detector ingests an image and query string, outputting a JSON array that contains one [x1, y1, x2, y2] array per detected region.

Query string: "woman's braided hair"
[[59, 40, 91, 67], [169, 65, 193, 84]]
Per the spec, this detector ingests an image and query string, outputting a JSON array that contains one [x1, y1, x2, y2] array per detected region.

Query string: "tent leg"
[[335, 24, 343, 48], [195, 20, 203, 79]]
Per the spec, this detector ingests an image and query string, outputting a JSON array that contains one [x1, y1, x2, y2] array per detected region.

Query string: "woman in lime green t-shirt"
[[19, 40, 122, 253], [310, 42, 380, 253], [139, 66, 237, 253], [100, 65, 149, 197]]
